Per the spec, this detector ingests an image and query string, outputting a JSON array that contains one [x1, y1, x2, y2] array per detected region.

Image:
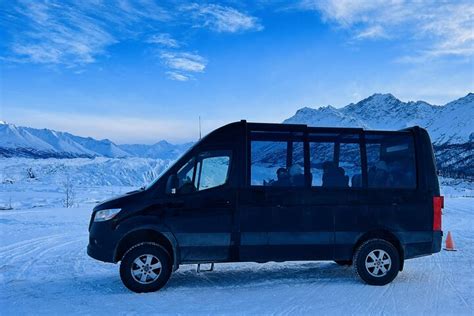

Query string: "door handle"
[[214, 200, 231, 207]]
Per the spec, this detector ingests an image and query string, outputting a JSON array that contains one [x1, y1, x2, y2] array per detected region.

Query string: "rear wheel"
[[119, 242, 172, 293], [354, 239, 400, 286]]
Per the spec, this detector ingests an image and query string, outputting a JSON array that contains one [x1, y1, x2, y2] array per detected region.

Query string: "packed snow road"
[[1, 197, 473, 315]]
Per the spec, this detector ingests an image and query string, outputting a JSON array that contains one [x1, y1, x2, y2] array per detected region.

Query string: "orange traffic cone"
[[444, 231, 457, 251]]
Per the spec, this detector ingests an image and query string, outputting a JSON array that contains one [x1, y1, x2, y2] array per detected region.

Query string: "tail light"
[[433, 196, 444, 231]]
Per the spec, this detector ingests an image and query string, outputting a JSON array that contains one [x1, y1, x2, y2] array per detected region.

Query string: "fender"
[[114, 215, 181, 270]]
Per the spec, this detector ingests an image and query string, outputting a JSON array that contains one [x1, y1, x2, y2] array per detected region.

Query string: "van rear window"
[[365, 133, 416, 189]]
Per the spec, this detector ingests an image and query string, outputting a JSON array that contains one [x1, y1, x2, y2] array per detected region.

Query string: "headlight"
[[94, 208, 121, 222]]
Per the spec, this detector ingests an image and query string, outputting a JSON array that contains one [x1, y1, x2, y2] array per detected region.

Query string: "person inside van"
[[272, 167, 290, 186], [368, 160, 391, 187], [289, 164, 305, 186], [322, 161, 349, 187]]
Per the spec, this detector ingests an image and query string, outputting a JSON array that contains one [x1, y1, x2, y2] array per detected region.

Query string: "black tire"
[[353, 239, 400, 286], [119, 242, 172, 293], [335, 260, 352, 266]]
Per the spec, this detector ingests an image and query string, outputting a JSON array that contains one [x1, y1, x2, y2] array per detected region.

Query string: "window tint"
[[366, 133, 416, 188], [251, 133, 304, 187], [197, 155, 230, 191], [309, 142, 334, 186], [176, 157, 196, 193], [175, 150, 231, 194], [309, 133, 362, 188], [340, 143, 362, 187]]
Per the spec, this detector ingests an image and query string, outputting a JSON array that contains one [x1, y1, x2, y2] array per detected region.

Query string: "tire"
[[353, 239, 400, 286], [119, 242, 172, 293], [335, 260, 352, 266]]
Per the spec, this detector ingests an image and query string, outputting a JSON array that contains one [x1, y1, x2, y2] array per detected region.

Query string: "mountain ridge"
[[1, 93, 472, 168]]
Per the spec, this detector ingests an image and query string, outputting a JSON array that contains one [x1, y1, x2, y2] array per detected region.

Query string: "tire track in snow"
[[14, 236, 86, 281], [1, 234, 72, 267]]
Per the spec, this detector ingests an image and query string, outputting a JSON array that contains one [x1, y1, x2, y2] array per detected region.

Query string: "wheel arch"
[[353, 229, 405, 271], [114, 228, 180, 270]]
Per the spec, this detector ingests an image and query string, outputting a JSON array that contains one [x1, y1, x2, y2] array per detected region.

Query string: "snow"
[[1, 181, 473, 314], [285, 92, 474, 145]]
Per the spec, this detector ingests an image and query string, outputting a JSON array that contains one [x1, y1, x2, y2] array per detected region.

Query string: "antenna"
[[199, 116, 202, 140]]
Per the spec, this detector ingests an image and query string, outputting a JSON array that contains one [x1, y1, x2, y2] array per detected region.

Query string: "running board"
[[197, 263, 214, 273]]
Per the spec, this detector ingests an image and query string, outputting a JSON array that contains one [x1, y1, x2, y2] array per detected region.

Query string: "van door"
[[239, 130, 334, 261], [163, 148, 236, 262], [308, 132, 368, 261]]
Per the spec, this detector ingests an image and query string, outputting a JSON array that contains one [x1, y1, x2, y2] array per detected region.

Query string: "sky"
[[1, 0, 473, 144]]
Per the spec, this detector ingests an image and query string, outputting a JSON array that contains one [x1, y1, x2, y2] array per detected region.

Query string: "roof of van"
[[233, 120, 420, 133]]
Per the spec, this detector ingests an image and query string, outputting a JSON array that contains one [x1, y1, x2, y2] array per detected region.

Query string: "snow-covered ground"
[[1, 181, 473, 314]]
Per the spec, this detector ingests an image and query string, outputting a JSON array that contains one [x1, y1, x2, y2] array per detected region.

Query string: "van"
[[87, 121, 443, 293]]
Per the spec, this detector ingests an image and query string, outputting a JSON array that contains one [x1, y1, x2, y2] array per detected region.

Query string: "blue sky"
[[1, 0, 473, 144]]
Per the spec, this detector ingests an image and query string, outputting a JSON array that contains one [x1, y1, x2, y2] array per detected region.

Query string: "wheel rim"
[[365, 249, 392, 278], [131, 254, 162, 284]]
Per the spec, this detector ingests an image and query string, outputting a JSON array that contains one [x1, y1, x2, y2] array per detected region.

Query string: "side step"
[[197, 263, 214, 273]]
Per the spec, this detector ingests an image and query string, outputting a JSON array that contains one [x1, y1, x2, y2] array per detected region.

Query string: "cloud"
[[2, 0, 260, 79], [166, 71, 190, 82], [160, 52, 206, 73], [354, 25, 387, 40], [6, 1, 117, 65], [147, 33, 179, 48], [181, 3, 263, 33], [300, 0, 474, 60]]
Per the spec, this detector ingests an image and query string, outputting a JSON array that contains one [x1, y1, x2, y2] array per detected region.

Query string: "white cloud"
[[166, 71, 190, 81], [3, 0, 260, 80], [160, 52, 206, 73], [8, 1, 117, 65], [300, 0, 474, 60], [355, 25, 387, 40], [182, 3, 263, 33], [147, 33, 179, 48]]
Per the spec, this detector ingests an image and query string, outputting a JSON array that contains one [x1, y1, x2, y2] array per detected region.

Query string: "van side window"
[[196, 154, 231, 191], [366, 133, 416, 189], [175, 150, 231, 194], [309, 142, 334, 186], [250, 132, 304, 187], [310, 133, 362, 188]]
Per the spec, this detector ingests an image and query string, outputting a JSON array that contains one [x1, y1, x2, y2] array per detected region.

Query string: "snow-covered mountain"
[[283, 93, 473, 178], [0, 122, 191, 160], [285, 93, 474, 145], [1, 93, 472, 178], [119, 140, 193, 160], [0, 122, 130, 158]]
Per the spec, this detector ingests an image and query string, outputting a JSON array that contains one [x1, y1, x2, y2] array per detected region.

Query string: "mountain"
[[285, 93, 474, 145], [1, 93, 472, 178], [0, 121, 192, 160], [0, 122, 131, 158], [119, 140, 193, 160], [283, 93, 473, 179]]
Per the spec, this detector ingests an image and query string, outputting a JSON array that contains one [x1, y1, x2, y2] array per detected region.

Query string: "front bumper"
[[87, 220, 117, 263], [87, 240, 115, 263]]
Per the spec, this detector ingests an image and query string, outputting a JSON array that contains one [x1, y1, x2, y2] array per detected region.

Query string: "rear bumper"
[[404, 230, 443, 259], [431, 230, 443, 253]]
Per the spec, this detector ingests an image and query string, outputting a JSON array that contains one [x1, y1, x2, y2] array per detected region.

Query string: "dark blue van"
[[88, 121, 443, 292]]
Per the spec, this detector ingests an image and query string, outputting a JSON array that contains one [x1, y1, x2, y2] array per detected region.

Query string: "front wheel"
[[119, 242, 172, 293], [353, 239, 400, 286]]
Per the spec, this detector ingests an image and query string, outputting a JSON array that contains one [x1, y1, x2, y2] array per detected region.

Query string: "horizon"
[[2, 91, 472, 145], [1, 1, 473, 143]]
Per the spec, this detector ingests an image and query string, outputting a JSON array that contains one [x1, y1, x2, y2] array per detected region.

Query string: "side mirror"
[[166, 174, 178, 194]]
